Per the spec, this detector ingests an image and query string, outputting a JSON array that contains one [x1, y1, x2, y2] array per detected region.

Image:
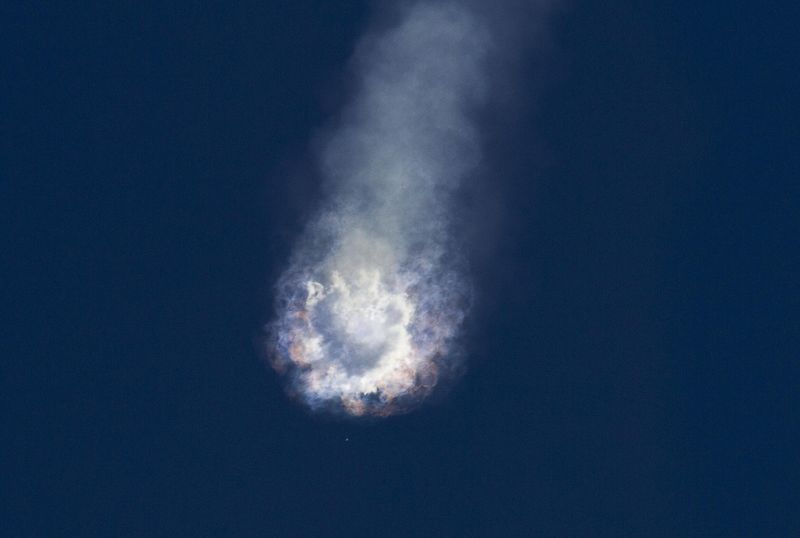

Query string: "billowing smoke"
[[267, 0, 553, 417]]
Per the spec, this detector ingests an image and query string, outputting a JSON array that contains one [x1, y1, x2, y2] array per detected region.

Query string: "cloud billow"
[[268, 0, 552, 417]]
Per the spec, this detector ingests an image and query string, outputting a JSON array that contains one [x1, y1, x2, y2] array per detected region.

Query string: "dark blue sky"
[[3, 1, 797, 535]]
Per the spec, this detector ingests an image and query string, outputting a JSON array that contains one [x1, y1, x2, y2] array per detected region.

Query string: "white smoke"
[[268, 0, 554, 417]]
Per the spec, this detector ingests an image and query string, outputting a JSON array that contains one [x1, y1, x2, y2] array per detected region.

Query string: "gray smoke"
[[268, 0, 557, 417]]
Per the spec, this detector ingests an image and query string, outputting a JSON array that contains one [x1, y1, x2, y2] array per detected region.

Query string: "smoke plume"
[[267, 0, 554, 417]]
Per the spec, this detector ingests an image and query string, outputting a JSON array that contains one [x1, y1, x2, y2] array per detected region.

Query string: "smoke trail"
[[267, 0, 552, 417]]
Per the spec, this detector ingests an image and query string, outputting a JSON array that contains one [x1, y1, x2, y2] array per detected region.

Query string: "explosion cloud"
[[268, 1, 551, 417]]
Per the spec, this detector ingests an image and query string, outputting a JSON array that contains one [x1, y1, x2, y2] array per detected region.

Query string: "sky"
[[3, 1, 797, 536]]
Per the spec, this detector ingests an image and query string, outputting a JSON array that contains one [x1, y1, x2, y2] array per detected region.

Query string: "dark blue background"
[[3, 1, 796, 535]]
